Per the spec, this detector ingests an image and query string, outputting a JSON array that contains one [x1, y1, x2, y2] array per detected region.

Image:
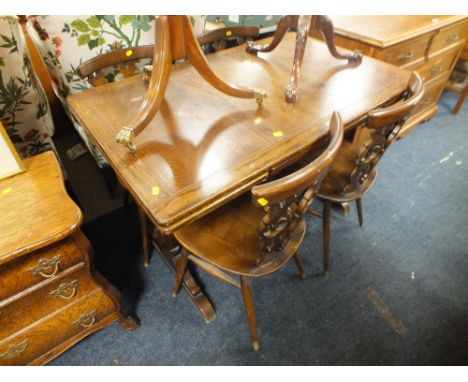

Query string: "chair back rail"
[[197, 26, 260, 47], [367, 72, 425, 129], [77, 25, 260, 86], [77, 45, 155, 87]]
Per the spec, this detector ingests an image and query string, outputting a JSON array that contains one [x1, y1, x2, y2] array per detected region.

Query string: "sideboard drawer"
[[413, 74, 448, 115], [0, 238, 84, 301], [382, 34, 432, 66], [0, 266, 100, 340], [418, 47, 460, 82], [429, 20, 468, 55], [0, 290, 116, 366]]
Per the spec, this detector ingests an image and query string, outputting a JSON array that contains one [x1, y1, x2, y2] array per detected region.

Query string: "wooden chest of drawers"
[[314, 16, 468, 136], [0, 152, 136, 365]]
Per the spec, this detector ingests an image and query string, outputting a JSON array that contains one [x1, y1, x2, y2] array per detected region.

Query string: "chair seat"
[[175, 194, 306, 277], [316, 141, 377, 203]]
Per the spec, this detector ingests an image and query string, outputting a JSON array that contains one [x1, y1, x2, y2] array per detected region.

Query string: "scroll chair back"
[[197, 26, 260, 52], [77, 45, 154, 87], [316, 72, 424, 276], [172, 112, 344, 350], [344, 72, 425, 195], [77, 25, 260, 86], [252, 111, 344, 264]]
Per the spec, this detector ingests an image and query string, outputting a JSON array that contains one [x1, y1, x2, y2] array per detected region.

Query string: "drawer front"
[[0, 266, 99, 340], [0, 290, 116, 366], [382, 34, 433, 66], [0, 238, 84, 301], [429, 20, 468, 55], [418, 47, 460, 83], [412, 74, 448, 115]]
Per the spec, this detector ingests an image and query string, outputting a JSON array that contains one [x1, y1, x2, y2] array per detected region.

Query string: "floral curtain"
[[0, 16, 55, 158], [26, 15, 161, 168]]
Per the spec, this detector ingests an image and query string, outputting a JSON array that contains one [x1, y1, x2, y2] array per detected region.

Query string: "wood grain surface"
[[0, 152, 82, 265], [68, 33, 410, 233]]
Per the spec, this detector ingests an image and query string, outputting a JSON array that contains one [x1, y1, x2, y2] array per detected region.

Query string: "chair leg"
[[172, 251, 189, 298], [293, 251, 306, 279], [123, 189, 131, 207], [323, 201, 332, 277], [240, 276, 259, 351], [452, 82, 467, 115], [355, 197, 364, 227], [100, 165, 118, 199], [137, 207, 150, 267]]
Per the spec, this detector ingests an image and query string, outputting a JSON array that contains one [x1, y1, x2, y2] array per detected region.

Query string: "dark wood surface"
[[197, 25, 260, 47], [68, 32, 411, 234]]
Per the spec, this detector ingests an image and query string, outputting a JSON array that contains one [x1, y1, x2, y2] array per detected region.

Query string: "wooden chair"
[[77, 46, 155, 267], [315, 72, 424, 276], [446, 42, 467, 115], [172, 112, 344, 350], [451, 82, 467, 114]]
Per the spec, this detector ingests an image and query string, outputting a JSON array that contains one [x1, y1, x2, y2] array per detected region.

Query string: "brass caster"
[[254, 88, 268, 105], [116, 127, 137, 153], [285, 82, 298, 104]]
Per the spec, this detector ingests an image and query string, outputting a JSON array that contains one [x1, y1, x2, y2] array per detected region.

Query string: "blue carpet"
[[50, 91, 467, 365]]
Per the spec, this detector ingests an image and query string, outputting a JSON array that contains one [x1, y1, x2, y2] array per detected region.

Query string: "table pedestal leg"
[[151, 231, 217, 324]]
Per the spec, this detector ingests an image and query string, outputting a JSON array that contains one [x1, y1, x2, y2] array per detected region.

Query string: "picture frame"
[[0, 122, 25, 180]]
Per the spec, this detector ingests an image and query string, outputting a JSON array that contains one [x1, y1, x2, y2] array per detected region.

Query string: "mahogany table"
[[67, 32, 411, 323]]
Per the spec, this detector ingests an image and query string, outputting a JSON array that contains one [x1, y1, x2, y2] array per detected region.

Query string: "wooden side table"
[[0, 151, 137, 365]]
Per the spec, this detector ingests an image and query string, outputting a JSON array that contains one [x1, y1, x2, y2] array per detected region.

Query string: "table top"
[[68, 32, 410, 233], [0, 152, 82, 265], [331, 15, 467, 48]]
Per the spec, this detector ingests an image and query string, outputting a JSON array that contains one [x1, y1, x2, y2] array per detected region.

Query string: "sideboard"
[[313, 16, 468, 136]]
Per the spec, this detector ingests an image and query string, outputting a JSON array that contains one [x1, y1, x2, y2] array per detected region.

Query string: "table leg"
[[151, 231, 217, 324]]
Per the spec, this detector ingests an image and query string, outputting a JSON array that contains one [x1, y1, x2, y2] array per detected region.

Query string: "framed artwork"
[[0, 122, 25, 180]]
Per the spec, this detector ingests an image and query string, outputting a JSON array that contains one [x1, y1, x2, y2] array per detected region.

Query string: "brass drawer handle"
[[421, 99, 430, 107], [49, 279, 79, 300], [447, 34, 459, 43], [399, 51, 414, 62], [0, 340, 28, 360], [29, 255, 62, 278], [430, 65, 443, 74], [73, 310, 97, 328]]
